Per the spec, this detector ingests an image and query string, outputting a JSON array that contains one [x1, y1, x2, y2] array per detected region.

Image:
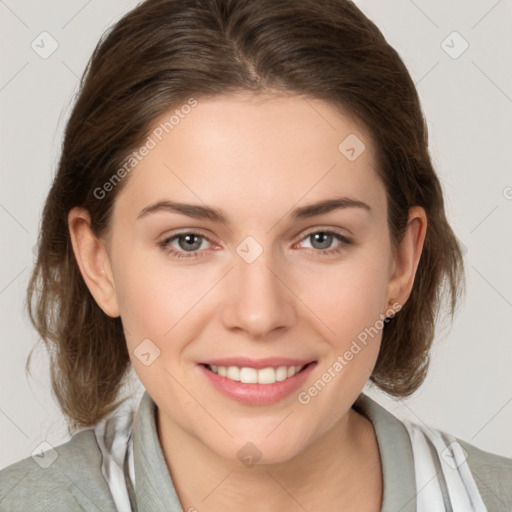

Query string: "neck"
[[156, 406, 383, 512]]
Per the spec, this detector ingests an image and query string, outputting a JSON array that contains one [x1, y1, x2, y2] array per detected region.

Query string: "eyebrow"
[[137, 196, 372, 223]]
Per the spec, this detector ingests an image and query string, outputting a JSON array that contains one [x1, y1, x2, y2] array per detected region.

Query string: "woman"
[[1, 0, 510, 511]]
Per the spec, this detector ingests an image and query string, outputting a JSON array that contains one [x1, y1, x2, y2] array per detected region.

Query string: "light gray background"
[[1, 0, 511, 469]]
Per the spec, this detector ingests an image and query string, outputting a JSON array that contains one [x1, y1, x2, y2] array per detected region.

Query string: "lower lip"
[[198, 362, 317, 405]]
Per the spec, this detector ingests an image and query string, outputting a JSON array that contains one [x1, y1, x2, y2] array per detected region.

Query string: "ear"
[[385, 206, 427, 308], [68, 207, 120, 318]]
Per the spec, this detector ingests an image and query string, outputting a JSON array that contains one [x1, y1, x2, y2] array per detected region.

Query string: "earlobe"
[[68, 207, 120, 318], [386, 206, 427, 308]]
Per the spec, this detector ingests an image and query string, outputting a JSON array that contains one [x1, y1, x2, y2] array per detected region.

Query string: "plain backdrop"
[[1, 0, 511, 469]]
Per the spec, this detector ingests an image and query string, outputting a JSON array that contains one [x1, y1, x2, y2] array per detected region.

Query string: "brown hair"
[[27, 0, 464, 432]]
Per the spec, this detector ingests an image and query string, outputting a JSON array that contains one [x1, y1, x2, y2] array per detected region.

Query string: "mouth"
[[197, 360, 317, 405], [202, 362, 312, 384]]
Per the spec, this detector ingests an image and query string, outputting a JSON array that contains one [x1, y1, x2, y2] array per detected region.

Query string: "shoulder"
[[0, 429, 117, 512], [458, 437, 512, 511]]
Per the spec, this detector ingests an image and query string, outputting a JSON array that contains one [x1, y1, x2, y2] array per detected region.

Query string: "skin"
[[68, 91, 427, 511]]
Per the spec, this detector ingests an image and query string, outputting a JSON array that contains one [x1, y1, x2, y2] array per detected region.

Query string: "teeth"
[[275, 366, 288, 381], [227, 366, 240, 381], [207, 364, 305, 384]]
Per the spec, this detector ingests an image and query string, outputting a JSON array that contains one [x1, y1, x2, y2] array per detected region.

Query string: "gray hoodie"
[[1, 391, 511, 511]]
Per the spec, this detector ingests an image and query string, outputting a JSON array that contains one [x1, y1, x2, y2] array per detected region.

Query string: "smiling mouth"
[[201, 362, 314, 385]]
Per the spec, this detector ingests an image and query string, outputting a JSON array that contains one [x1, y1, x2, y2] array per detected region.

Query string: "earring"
[[384, 298, 399, 323]]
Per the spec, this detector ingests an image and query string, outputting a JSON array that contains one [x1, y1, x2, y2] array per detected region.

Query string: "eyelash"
[[158, 229, 351, 260]]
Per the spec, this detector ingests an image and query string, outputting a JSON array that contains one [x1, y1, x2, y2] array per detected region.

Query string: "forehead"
[[112, 93, 385, 225]]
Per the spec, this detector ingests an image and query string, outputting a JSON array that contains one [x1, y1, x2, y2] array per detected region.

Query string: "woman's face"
[[94, 92, 412, 464]]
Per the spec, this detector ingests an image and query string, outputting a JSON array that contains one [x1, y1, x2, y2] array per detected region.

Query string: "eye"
[[296, 230, 351, 257], [158, 229, 351, 260], [159, 232, 213, 259]]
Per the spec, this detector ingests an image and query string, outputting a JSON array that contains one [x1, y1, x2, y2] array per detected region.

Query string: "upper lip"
[[199, 357, 315, 369]]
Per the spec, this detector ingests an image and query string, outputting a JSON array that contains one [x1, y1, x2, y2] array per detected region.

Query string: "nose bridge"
[[221, 235, 296, 337]]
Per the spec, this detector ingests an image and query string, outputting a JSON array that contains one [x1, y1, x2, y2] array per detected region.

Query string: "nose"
[[220, 248, 297, 339]]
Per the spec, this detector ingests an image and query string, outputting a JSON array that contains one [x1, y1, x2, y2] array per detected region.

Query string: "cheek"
[[111, 245, 178, 344], [112, 248, 218, 348], [303, 249, 391, 342], [292, 253, 390, 420], [112, 254, 197, 397]]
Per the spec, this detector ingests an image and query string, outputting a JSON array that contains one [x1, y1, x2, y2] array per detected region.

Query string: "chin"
[[204, 430, 311, 468]]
